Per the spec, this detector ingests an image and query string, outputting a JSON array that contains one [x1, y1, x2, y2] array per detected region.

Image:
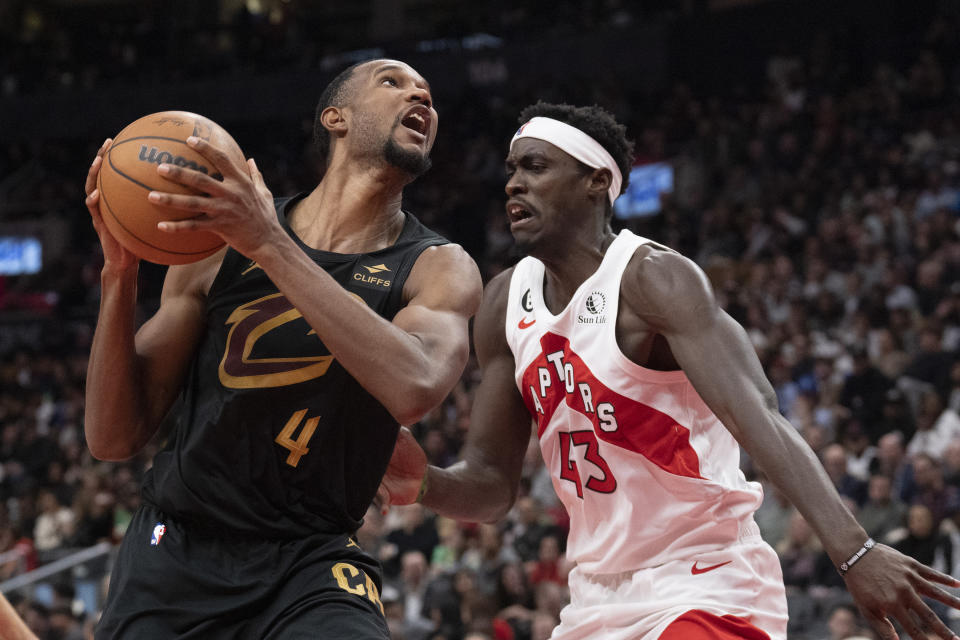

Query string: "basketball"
[[96, 111, 246, 265]]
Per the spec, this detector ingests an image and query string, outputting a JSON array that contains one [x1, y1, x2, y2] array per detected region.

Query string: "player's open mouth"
[[506, 201, 534, 223], [401, 106, 431, 138]]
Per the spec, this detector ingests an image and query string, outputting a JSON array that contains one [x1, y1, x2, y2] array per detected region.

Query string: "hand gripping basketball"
[[85, 138, 139, 271], [95, 111, 248, 265], [143, 132, 280, 263]]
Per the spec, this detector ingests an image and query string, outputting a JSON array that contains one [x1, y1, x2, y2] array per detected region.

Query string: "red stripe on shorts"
[[659, 609, 772, 640]]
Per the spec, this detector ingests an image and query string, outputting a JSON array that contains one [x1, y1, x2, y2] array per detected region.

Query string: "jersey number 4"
[[275, 409, 321, 467], [558, 430, 617, 498]]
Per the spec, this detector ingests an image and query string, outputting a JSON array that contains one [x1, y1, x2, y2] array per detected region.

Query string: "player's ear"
[[320, 106, 348, 137], [588, 168, 612, 200]]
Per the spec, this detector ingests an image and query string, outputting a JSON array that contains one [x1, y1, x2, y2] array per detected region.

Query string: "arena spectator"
[[820, 443, 868, 506], [391, 550, 436, 640], [32, 490, 74, 561], [776, 511, 822, 590], [909, 453, 960, 528], [869, 430, 915, 502], [755, 483, 794, 547], [857, 474, 908, 543], [824, 602, 871, 640], [382, 504, 441, 579], [461, 523, 520, 600], [838, 420, 875, 482], [505, 496, 561, 565]]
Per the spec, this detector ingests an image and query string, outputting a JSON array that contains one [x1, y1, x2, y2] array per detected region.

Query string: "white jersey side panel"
[[505, 230, 763, 573]]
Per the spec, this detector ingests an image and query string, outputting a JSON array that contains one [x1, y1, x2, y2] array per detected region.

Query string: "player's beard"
[[384, 132, 432, 177], [350, 112, 432, 177]]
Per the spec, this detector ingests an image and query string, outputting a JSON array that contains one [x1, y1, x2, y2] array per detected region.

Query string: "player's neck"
[[291, 164, 408, 253], [539, 231, 616, 314]]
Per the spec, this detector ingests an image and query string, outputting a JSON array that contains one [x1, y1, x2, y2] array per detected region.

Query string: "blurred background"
[[1, 0, 959, 638]]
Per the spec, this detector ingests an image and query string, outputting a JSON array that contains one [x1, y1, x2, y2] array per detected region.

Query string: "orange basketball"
[[97, 111, 246, 265]]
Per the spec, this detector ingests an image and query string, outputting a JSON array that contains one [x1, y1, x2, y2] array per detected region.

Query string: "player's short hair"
[[517, 102, 635, 212], [313, 61, 366, 163]]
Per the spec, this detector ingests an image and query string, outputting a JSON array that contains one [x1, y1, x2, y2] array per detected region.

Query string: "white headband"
[[510, 116, 622, 205]]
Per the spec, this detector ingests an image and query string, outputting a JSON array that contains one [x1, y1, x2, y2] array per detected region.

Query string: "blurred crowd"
[[2, 2, 960, 639]]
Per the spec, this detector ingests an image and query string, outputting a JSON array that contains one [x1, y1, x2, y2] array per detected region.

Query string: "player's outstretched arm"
[[623, 247, 960, 640], [379, 270, 532, 521]]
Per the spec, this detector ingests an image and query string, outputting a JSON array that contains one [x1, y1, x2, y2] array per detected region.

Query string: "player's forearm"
[[254, 241, 461, 424], [85, 268, 152, 460], [421, 460, 519, 522], [742, 410, 868, 564]]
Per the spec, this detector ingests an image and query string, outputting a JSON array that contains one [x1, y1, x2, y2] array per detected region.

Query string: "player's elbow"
[[478, 466, 521, 523], [483, 497, 516, 524], [86, 440, 138, 462], [84, 420, 142, 461], [388, 380, 446, 426], [389, 398, 435, 427]]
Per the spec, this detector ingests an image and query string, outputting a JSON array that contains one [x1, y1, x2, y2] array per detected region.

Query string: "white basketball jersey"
[[505, 230, 763, 574]]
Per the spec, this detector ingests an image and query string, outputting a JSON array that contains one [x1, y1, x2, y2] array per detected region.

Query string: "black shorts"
[[96, 504, 389, 639]]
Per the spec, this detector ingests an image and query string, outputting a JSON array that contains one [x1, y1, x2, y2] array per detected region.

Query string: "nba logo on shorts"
[[150, 522, 166, 546]]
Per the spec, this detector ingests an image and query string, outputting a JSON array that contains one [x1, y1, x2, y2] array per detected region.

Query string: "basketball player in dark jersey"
[[82, 59, 481, 638]]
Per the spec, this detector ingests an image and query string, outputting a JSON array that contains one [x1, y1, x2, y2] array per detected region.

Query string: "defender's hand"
[[374, 427, 427, 513]]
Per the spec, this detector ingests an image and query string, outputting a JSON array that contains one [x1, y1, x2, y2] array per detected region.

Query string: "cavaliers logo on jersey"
[[218, 293, 335, 389]]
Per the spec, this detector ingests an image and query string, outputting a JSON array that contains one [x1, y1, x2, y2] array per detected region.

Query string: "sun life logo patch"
[[579, 292, 608, 325], [585, 292, 606, 315]]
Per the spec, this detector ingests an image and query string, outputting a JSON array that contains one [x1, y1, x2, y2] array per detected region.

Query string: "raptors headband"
[[510, 117, 622, 205]]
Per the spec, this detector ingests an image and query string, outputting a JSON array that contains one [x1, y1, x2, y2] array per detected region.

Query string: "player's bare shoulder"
[[621, 242, 719, 334], [402, 243, 482, 314]]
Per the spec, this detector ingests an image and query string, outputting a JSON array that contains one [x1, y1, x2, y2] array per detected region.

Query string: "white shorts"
[[551, 524, 788, 640]]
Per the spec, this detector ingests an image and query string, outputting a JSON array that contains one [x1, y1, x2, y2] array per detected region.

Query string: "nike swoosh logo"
[[691, 560, 731, 575], [518, 317, 536, 329]]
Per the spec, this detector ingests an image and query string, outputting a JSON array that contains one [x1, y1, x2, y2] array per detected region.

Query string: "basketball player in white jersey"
[[379, 102, 960, 640]]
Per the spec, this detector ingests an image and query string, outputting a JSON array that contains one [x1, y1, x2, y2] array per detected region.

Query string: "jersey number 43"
[[558, 430, 617, 499]]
